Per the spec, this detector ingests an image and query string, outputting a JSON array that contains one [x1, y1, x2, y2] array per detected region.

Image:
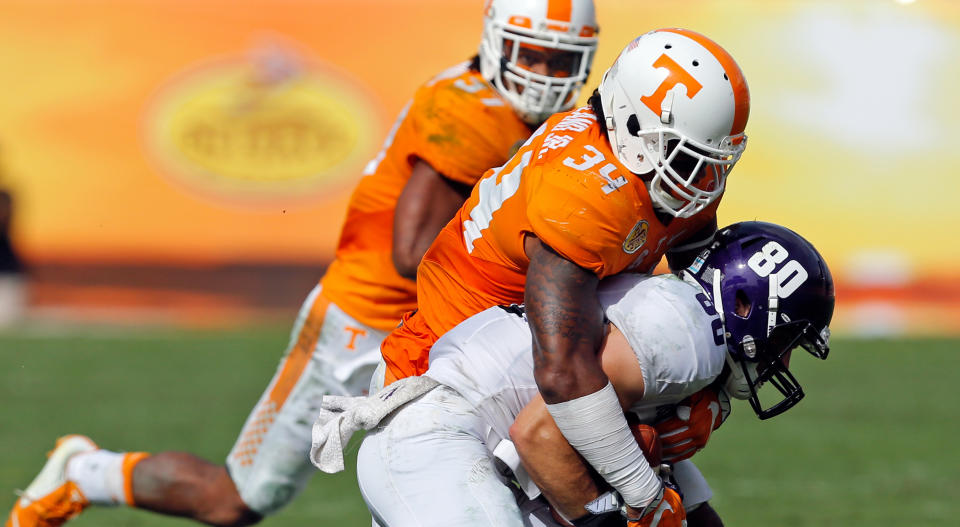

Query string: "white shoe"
[[6, 435, 98, 527]]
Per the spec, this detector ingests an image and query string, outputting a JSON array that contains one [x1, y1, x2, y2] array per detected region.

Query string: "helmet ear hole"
[[626, 114, 641, 136], [734, 289, 751, 318]]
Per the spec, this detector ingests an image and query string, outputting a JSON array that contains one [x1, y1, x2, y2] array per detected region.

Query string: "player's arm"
[[511, 394, 602, 521], [525, 235, 666, 517], [391, 158, 472, 279], [665, 216, 717, 273], [511, 325, 647, 521], [524, 234, 607, 402]]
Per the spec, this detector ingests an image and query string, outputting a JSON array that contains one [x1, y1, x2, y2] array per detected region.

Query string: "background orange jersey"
[[382, 106, 720, 380], [320, 62, 531, 331]]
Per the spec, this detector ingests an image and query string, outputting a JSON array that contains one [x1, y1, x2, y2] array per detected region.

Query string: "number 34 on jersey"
[[463, 109, 628, 253]]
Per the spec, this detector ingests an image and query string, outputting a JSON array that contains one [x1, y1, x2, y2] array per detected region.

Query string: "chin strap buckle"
[[767, 271, 779, 337], [660, 91, 674, 124]]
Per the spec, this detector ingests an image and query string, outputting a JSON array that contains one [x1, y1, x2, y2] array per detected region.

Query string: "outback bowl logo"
[[622, 220, 649, 254], [144, 44, 380, 206]]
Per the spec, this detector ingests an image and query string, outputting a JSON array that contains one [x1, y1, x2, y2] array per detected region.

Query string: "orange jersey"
[[320, 62, 532, 331], [381, 106, 720, 380]]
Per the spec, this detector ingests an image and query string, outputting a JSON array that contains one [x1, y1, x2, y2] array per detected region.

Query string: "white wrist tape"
[[545, 382, 662, 508]]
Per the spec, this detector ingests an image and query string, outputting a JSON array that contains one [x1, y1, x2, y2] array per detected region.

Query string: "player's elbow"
[[509, 420, 541, 454], [533, 344, 609, 403], [533, 363, 582, 403], [391, 248, 419, 280], [510, 414, 555, 455]]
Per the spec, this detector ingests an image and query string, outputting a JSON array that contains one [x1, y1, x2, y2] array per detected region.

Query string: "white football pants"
[[357, 383, 713, 526], [226, 284, 388, 515]]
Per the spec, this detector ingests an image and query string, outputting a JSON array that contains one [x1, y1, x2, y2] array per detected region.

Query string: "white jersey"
[[425, 273, 727, 448]]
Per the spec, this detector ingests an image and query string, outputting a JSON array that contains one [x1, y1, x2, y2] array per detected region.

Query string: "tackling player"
[[377, 27, 750, 520], [312, 221, 835, 526], [6, 2, 598, 526]]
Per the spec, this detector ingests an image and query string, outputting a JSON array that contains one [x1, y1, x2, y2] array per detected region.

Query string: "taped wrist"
[[545, 382, 662, 508]]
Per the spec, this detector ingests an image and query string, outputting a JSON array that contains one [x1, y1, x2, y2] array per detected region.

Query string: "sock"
[[66, 450, 150, 506]]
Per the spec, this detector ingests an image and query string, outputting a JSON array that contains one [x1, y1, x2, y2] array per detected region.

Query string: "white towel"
[[310, 375, 440, 473]]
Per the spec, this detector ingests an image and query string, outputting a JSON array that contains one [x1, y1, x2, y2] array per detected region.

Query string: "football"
[[629, 423, 663, 468]]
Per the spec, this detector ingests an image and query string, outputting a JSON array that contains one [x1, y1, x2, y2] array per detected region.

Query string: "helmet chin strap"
[[681, 268, 753, 401], [710, 267, 754, 400], [767, 271, 779, 337], [712, 268, 725, 324]]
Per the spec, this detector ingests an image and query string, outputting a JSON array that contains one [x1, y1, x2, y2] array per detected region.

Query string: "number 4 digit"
[[563, 146, 627, 194]]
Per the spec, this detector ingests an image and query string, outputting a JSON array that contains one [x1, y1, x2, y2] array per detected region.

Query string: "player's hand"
[[654, 387, 730, 462], [624, 486, 686, 527]]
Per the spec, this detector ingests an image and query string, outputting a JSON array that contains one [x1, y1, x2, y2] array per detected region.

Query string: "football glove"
[[654, 387, 730, 463], [624, 484, 686, 527]]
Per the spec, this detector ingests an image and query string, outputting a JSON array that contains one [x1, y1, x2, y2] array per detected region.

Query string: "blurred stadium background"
[[1, 0, 958, 525]]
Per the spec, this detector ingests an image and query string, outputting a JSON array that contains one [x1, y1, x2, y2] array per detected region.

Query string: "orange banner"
[[1, 0, 958, 334]]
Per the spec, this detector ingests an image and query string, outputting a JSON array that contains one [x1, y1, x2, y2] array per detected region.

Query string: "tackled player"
[[377, 27, 750, 521], [311, 221, 835, 526]]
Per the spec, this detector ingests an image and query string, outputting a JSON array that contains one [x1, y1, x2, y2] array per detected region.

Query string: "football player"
[[0, 187, 26, 327], [312, 221, 834, 526], [376, 27, 750, 521], [6, 2, 598, 526]]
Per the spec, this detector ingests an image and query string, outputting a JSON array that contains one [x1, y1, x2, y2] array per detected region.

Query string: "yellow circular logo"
[[623, 220, 649, 254], [144, 46, 380, 207]]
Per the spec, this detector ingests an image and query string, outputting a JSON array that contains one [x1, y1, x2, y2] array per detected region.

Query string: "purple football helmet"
[[685, 221, 835, 419]]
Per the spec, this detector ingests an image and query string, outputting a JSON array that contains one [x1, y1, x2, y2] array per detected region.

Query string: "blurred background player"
[[310, 221, 833, 526], [377, 27, 749, 521], [0, 185, 26, 329], [0, 146, 26, 329], [5, 1, 598, 526]]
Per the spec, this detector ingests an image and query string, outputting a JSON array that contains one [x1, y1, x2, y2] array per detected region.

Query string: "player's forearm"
[[524, 237, 661, 509], [545, 382, 662, 510], [511, 395, 603, 521], [391, 159, 471, 279], [524, 237, 607, 403]]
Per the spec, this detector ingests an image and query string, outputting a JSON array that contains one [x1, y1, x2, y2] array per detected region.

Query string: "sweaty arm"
[[511, 324, 646, 521], [391, 158, 473, 279], [524, 235, 662, 511], [665, 216, 717, 273]]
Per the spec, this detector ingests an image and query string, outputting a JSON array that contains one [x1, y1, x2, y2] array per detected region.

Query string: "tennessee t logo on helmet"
[[640, 54, 703, 118], [598, 28, 750, 219]]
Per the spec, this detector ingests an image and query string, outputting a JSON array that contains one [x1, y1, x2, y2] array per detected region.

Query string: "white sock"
[[65, 450, 127, 506]]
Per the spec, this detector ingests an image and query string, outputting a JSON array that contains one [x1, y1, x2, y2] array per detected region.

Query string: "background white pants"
[[0, 273, 26, 328], [226, 285, 388, 515]]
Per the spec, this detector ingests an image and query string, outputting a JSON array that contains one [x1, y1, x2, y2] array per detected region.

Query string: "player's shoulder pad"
[[412, 68, 508, 132], [602, 274, 727, 397], [525, 149, 642, 275], [531, 106, 600, 163]]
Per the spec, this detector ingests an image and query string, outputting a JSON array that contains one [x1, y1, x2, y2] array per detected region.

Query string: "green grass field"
[[1, 326, 958, 526]]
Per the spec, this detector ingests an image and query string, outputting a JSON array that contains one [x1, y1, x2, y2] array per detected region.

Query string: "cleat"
[[6, 435, 98, 527]]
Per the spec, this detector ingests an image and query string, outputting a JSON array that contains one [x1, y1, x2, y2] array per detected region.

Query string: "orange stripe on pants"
[[230, 293, 332, 468], [269, 294, 331, 408]]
